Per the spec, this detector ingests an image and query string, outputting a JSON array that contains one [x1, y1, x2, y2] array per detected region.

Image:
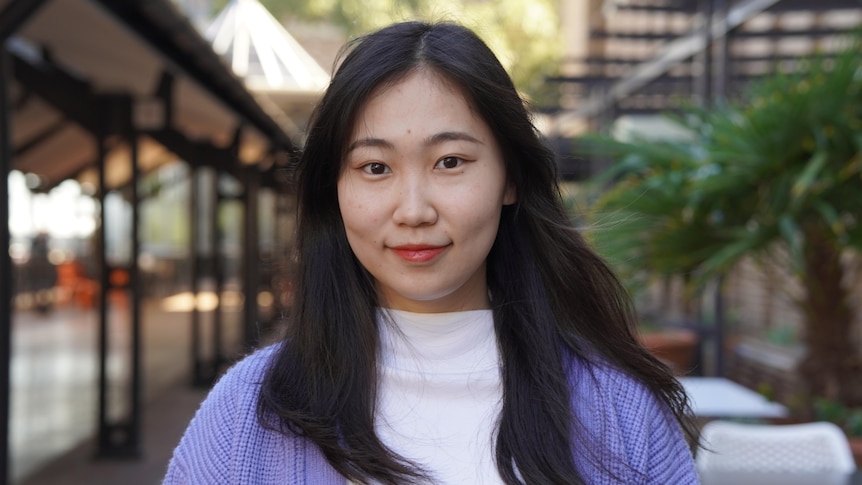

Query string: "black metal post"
[[714, 276, 726, 376], [95, 96, 110, 457], [242, 166, 260, 350], [128, 117, 142, 455], [192, 166, 223, 387], [190, 163, 204, 386], [96, 95, 140, 458], [712, 0, 729, 102], [694, 0, 714, 105], [0, 40, 13, 485], [213, 172, 224, 373]]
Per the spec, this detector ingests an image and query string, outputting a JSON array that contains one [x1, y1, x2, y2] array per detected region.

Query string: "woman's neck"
[[377, 308, 498, 373]]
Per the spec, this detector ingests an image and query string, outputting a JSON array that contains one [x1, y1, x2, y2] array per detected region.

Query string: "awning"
[[4, 0, 297, 190]]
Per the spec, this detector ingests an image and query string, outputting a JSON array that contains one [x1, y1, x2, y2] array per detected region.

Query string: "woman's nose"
[[391, 177, 438, 226]]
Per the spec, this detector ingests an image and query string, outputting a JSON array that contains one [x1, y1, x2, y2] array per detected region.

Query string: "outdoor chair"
[[696, 420, 857, 474]]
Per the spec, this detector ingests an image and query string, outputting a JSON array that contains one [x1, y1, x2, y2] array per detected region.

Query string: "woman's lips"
[[390, 244, 448, 263]]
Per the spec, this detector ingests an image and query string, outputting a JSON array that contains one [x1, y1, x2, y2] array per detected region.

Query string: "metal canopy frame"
[[1, 0, 297, 481], [553, 0, 862, 132], [97, 0, 294, 151]]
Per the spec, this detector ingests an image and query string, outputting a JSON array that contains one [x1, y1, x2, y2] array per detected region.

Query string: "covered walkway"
[[1, 0, 324, 483], [21, 381, 205, 485], [12, 299, 211, 484]]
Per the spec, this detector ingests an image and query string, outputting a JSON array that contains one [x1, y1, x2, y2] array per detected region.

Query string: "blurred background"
[[1, 0, 861, 483]]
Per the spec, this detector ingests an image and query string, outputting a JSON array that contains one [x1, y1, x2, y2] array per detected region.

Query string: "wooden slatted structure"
[[0, 1, 304, 481]]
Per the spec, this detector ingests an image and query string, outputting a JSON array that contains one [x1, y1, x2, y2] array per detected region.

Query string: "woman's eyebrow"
[[347, 131, 483, 153], [347, 138, 394, 153], [424, 131, 484, 147]]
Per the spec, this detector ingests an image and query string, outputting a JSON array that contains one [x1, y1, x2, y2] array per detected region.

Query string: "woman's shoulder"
[[163, 343, 287, 483], [214, 343, 282, 392], [175, 344, 282, 429]]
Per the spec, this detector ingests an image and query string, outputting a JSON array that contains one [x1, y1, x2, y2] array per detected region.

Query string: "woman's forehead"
[[350, 69, 481, 132]]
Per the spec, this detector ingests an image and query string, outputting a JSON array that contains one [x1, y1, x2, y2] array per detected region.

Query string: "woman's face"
[[337, 70, 515, 313]]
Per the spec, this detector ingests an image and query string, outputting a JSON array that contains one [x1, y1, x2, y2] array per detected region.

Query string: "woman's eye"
[[361, 162, 390, 175], [436, 156, 464, 170]]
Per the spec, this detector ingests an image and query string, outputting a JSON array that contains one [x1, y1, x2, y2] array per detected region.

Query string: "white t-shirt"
[[360, 308, 504, 485]]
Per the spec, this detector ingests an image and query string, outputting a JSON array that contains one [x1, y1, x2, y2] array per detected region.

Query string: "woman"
[[164, 21, 699, 484]]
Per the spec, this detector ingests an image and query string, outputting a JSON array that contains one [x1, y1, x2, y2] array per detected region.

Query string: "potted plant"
[[637, 324, 698, 375], [582, 31, 862, 406]]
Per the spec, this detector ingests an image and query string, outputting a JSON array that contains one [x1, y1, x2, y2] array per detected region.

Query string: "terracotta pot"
[[639, 329, 698, 375], [849, 437, 862, 467]]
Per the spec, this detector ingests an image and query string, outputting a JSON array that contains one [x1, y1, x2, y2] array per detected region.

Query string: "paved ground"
[[9, 291, 246, 484], [20, 382, 208, 485]]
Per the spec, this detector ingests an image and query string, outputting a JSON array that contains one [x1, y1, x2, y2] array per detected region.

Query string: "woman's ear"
[[503, 180, 517, 205]]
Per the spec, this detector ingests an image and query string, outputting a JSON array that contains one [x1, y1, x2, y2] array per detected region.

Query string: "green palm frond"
[[583, 30, 862, 290]]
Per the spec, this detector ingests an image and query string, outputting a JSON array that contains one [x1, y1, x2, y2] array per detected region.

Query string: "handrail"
[[554, 0, 782, 131]]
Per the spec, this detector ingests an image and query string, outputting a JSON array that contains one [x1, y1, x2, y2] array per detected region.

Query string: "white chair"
[[696, 420, 857, 474]]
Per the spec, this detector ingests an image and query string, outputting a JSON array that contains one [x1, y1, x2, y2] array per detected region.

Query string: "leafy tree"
[[220, 0, 563, 103], [584, 33, 862, 407]]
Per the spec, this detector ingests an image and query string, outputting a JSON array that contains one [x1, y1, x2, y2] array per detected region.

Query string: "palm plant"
[[584, 32, 862, 406]]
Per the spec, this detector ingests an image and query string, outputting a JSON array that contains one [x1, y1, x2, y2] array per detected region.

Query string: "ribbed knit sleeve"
[[608, 370, 699, 484], [570, 361, 700, 485], [163, 351, 282, 485], [162, 346, 345, 485], [163, 347, 276, 484]]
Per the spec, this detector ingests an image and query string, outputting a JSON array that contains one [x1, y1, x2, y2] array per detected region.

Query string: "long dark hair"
[[258, 20, 695, 484]]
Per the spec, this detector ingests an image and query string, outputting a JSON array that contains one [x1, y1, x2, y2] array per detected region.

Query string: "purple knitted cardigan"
[[163, 345, 699, 484]]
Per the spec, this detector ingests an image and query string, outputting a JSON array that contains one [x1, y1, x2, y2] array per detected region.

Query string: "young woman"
[[164, 21, 699, 485]]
